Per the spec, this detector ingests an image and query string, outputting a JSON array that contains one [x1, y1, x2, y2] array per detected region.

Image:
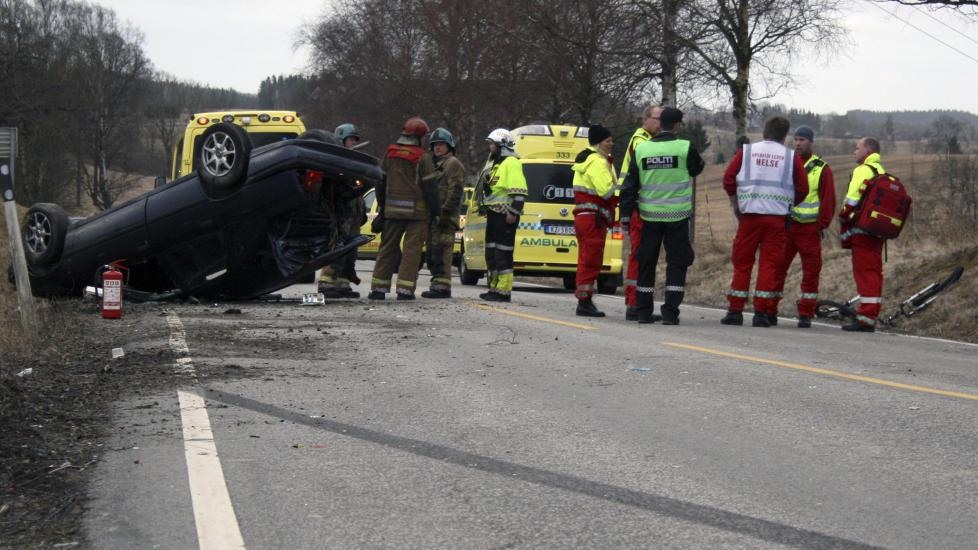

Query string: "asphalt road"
[[84, 261, 978, 549]]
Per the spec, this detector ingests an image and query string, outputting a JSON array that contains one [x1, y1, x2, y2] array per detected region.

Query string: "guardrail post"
[[1, 127, 37, 332]]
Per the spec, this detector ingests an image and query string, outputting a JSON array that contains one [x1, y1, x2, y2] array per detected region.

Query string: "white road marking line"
[[167, 312, 246, 550]]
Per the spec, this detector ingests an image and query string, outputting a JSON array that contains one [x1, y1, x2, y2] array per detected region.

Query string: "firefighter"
[[619, 105, 663, 320], [479, 128, 527, 302], [319, 123, 365, 298], [421, 128, 465, 299], [720, 117, 809, 327], [772, 125, 836, 328], [620, 107, 705, 325], [571, 124, 617, 317], [368, 117, 438, 301], [838, 136, 885, 332]]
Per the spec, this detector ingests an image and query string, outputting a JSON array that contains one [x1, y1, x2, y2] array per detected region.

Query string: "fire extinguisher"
[[101, 263, 124, 319]]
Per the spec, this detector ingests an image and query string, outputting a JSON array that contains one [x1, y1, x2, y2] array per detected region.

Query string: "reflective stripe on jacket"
[[792, 155, 825, 223]]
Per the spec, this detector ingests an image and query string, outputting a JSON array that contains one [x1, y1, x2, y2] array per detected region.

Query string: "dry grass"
[[681, 153, 978, 343]]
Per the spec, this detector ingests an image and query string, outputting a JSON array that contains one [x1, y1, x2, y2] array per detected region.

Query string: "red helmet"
[[402, 117, 430, 138]]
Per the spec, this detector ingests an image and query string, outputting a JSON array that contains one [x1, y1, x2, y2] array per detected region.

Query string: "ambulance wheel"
[[562, 274, 576, 291], [196, 122, 251, 188], [597, 275, 619, 295], [23, 203, 68, 267], [459, 254, 481, 285]]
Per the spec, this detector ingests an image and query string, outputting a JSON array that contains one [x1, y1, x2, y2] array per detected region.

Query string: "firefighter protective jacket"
[[381, 143, 437, 220], [433, 152, 466, 228], [572, 146, 617, 223]]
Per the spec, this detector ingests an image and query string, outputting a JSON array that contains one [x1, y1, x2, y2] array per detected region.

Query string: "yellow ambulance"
[[170, 110, 306, 180], [460, 124, 623, 293]]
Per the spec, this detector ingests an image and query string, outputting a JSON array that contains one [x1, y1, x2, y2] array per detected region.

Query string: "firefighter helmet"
[[402, 117, 430, 138], [429, 127, 456, 151], [334, 123, 360, 141], [486, 128, 515, 150]]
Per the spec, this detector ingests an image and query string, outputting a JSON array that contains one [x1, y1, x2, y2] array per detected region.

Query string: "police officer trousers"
[[485, 211, 517, 295], [636, 219, 694, 320]]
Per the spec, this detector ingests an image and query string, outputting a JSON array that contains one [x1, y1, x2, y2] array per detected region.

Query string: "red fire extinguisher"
[[101, 263, 124, 319]]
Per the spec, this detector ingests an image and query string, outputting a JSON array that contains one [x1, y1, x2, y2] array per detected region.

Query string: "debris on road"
[[223, 308, 243, 315], [111, 347, 124, 359], [16, 367, 32, 377], [631, 367, 651, 373]]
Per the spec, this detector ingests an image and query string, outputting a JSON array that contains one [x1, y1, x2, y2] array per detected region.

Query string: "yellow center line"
[[663, 341, 978, 402], [470, 302, 596, 330]]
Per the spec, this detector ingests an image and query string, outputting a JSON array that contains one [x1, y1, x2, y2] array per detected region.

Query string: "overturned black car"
[[19, 123, 379, 300]]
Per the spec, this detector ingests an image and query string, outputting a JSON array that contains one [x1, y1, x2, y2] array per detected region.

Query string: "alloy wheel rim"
[[25, 212, 52, 254], [201, 132, 236, 177]]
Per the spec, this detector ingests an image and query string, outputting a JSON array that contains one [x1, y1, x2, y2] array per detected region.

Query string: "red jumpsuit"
[[773, 155, 836, 318], [624, 211, 643, 307], [723, 145, 809, 315]]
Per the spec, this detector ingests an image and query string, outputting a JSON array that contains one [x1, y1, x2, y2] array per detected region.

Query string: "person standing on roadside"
[[571, 124, 617, 317], [720, 116, 809, 327], [319, 123, 366, 298], [771, 125, 836, 328], [478, 128, 527, 303], [838, 136, 886, 332], [620, 107, 704, 325], [422, 128, 465, 299], [368, 117, 438, 301], [618, 105, 663, 320]]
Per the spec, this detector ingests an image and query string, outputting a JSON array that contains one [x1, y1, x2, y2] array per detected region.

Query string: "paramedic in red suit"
[[772, 125, 836, 328], [838, 136, 886, 332], [720, 117, 809, 327]]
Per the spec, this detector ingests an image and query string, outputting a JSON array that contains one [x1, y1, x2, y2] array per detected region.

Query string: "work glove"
[[370, 212, 385, 234]]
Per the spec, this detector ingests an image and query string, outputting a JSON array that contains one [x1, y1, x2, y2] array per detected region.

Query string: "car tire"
[[22, 203, 69, 268], [459, 252, 482, 285], [298, 129, 342, 146], [196, 122, 252, 188], [597, 275, 619, 295], [562, 273, 576, 291]]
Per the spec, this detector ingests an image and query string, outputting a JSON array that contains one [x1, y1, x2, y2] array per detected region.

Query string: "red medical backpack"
[[854, 167, 912, 240]]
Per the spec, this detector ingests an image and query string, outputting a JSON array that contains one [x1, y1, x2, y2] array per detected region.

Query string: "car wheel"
[[597, 275, 619, 295], [459, 252, 481, 286], [196, 122, 252, 188], [298, 129, 342, 146], [562, 273, 576, 291], [22, 203, 68, 267]]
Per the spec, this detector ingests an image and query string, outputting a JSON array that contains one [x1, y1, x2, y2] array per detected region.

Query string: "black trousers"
[[636, 219, 695, 318]]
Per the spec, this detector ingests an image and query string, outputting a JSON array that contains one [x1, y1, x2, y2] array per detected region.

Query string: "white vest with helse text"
[[735, 141, 794, 215]]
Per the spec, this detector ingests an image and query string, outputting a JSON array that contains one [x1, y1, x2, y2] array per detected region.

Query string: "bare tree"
[[682, 0, 845, 141]]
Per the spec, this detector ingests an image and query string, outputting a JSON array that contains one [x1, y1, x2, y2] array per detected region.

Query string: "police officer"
[[571, 124, 617, 317], [319, 123, 365, 298], [620, 107, 704, 325], [618, 105, 662, 320], [479, 128, 527, 302], [368, 117, 438, 300], [421, 128, 465, 299]]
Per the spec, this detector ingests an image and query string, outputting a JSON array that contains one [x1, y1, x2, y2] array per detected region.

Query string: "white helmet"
[[486, 128, 515, 149]]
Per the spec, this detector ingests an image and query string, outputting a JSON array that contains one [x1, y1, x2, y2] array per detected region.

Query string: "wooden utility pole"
[[1, 128, 37, 332]]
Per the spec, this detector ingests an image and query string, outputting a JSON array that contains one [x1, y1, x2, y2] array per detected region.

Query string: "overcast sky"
[[94, 0, 978, 115]]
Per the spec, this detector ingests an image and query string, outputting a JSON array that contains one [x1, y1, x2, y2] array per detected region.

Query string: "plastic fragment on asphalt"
[[631, 367, 651, 373], [302, 293, 325, 305], [111, 347, 124, 359], [15, 368, 32, 377], [909, 406, 921, 410]]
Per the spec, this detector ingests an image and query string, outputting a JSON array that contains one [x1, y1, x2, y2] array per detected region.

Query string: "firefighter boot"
[[720, 311, 743, 325], [481, 292, 511, 303], [576, 298, 606, 318], [797, 316, 812, 328], [367, 291, 386, 300], [421, 289, 452, 299]]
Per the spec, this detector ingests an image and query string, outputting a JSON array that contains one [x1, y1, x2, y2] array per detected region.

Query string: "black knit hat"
[[588, 124, 612, 145]]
